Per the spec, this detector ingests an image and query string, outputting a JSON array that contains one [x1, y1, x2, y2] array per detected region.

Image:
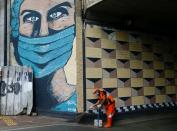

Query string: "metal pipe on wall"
[[4, 0, 7, 66]]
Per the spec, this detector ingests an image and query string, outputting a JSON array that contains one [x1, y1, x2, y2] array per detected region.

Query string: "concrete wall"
[[9, 0, 77, 113], [0, 0, 5, 66], [83, 0, 103, 9], [85, 23, 177, 111]]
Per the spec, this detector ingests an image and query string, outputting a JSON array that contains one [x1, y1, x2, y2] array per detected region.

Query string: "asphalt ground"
[[0, 110, 177, 131], [0, 115, 177, 131]]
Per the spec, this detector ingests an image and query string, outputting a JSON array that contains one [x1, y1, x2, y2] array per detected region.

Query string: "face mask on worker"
[[17, 25, 75, 78]]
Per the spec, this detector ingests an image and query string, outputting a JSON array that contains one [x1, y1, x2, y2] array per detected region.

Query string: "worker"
[[90, 88, 116, 128]]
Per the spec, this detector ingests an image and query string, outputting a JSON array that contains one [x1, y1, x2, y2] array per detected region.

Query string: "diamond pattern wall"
[[84, 23, 177, 110]]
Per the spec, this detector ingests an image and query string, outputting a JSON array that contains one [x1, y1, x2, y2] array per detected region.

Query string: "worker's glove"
[[108, 114, 113, 118], [96, 104, 102, 109], [89, 105, 94, 109], [89, 105, 97, 109]]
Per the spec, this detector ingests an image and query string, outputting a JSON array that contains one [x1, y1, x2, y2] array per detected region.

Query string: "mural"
[[11, 0, 77, 112]]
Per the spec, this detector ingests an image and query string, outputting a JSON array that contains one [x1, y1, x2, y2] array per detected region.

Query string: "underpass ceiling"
[[85, 0, 177, 36]]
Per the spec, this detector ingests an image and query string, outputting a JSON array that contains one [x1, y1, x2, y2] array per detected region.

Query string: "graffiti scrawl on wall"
[[10, 0, 77, 112], [0, 66, 33, 115]]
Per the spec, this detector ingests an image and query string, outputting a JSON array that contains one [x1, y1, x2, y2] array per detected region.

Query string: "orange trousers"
[[104, 103, 115, 128]]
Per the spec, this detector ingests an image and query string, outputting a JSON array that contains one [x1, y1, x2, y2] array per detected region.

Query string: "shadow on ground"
[[74, 108, 177, 126]]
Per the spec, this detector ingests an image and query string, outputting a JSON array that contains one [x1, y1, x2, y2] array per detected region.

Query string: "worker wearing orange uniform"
[[90, 88, 116, 128]]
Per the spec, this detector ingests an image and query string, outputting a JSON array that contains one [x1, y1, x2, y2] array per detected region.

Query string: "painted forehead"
[[20, 0, 74, 13]]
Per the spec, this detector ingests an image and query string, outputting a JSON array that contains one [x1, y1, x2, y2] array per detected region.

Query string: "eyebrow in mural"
[[47, 2, 71, 22], [48, 1, 72, 11]]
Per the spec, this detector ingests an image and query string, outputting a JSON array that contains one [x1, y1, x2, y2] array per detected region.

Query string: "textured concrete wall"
[[84, 23, 177, 111], [0, 0, 5, 66], [83, 0, 103, 10]]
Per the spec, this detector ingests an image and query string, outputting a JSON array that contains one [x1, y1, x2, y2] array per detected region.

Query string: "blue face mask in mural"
[[17, 25, 75, 78]]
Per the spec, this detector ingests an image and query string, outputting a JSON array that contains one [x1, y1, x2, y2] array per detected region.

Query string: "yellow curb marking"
[[0, 115, 17, 126]]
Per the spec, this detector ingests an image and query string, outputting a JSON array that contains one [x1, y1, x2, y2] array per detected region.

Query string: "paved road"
[[1, 117, 177, 131]]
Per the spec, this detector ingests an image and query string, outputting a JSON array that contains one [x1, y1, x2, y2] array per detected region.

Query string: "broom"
[[75, 110, 93, 123], [75, 105, 102, 125]]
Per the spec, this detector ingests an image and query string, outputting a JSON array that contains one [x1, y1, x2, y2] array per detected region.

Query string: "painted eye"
[[49, 12, 66, 20], [48, 6, 69, 21], [26, 16, 39, 23]]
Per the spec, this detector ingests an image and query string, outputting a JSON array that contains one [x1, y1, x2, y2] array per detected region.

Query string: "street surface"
[[1, 116, 177, 131]]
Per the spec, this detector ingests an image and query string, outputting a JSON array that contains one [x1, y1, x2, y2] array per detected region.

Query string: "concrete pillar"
[[76, 0, 84, 112]]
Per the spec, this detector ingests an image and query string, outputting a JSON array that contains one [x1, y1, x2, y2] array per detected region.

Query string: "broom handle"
[[97, 108, 100, 126]]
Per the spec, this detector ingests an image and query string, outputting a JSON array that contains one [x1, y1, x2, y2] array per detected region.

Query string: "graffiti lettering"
[[0, 81, 21, 96]]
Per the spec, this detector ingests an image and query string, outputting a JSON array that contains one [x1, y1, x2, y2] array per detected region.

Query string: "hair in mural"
[[11, 0, 76, 112], [11, 0, 23, 38]]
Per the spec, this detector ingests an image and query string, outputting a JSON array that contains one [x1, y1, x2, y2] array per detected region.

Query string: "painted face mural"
[[11, 0, 77, 112]]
